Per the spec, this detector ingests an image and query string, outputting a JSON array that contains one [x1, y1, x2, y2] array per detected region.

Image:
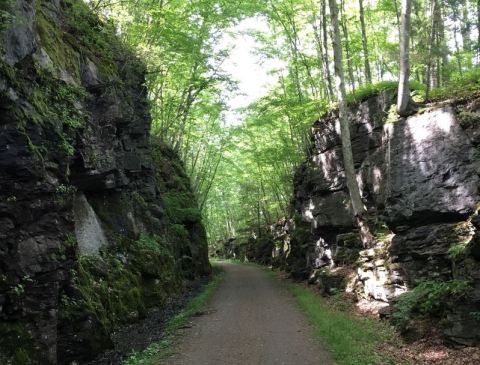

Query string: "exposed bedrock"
[[288, 90, 480, 345], [0, 1, 210, 363]]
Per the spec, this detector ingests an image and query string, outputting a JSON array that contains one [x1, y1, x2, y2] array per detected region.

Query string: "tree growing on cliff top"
[[328, 0, 373, 246], [397, 0, 413, 116]]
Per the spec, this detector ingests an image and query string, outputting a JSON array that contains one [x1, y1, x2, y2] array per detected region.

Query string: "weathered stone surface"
[[289, 90, 480, 345], [385, 108, 480, 225], [0, 1, 210, 363], [1, 0, 37, 66], [73, 193, 108, 256]]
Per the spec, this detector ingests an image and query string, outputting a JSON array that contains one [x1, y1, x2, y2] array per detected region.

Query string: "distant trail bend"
[[164, 262, 333, 365]]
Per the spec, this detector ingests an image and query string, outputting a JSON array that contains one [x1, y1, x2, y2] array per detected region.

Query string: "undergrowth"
[[122, 266, 224, 365], [346, 80, 425, 105], [287, 284, 399, 365], [391, 279, 471, 331], [429, 67, 480, 101]]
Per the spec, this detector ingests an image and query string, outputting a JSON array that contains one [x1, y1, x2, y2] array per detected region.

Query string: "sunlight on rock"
[[73, 193, 108, 256]]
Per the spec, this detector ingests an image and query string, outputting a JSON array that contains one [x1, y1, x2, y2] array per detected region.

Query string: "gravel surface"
[[164, 262, 333, 365]]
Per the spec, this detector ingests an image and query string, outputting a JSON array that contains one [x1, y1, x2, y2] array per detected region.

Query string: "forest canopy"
[[86, 0, 480, 249]]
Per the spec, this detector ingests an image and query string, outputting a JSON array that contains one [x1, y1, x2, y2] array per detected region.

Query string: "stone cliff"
[[231, 90, 480, 346], [287, 90, 480, 345], [0, 1, 210, 363]]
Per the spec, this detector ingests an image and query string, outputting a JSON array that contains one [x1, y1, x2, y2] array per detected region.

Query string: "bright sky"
[[217, 16, 285, 126]]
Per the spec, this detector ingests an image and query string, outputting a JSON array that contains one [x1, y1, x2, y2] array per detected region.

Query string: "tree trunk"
[[358, 0, 372, 84], [477, 0, 480, 59], [397, 0, 412, 116], [461, 2, 471, 52], [340, 0, 355, 91], [321, 0, 334, 98], [425, 0, 437, 100], [328, 0, 373, 247]]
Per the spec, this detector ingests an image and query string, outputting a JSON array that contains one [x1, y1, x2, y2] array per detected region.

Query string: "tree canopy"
[[87, 0, 480, 249]]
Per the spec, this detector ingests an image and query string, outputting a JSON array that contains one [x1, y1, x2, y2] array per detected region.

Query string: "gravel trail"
[[164, 262, 333, 365]]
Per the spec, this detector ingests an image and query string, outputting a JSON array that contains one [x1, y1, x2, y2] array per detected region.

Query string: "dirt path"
[[163, 262, 333, 365]]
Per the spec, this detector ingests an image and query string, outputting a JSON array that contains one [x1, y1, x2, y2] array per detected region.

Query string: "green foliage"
[[373, 221, 392, 242], [448, 240, 469, 260], [162, 192, 202, 224], [457, 110, 480, 128], [470, 311, 480, 321], [122, 266, 224, 365], [60, 235, 181, 333], [346, 80, 426, 105], [0, 322, 36, 365], [392, 280, 471, 330], [288, 283, 398, 365], [66, 254, 145, 332], [430, 68, 480, 101], [0, 0, 15, 33]]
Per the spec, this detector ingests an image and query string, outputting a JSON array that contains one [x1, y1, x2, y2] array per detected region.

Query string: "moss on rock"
[[59, 234, 182, 337], [0, 321, 36, 365]]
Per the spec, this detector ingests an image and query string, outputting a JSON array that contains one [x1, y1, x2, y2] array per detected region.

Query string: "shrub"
[[392, 279, 471, 330], [429, 67, 480, 101]]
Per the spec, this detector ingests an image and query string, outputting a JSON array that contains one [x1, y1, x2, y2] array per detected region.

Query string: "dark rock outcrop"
[[0, 1, 210, 363], [287, 90, 480, 345]]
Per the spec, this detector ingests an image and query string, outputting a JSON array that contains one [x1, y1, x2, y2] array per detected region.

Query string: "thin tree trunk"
[[451, 4, 464, 75], [328, 0, 373, 247], [340, 0, 355, 91], [461, 2, 471, 52], [358, 0, 372, 84], [438, 2, 449, 84], [393, 0, 401, 39], [397, 0, 412, 116], [425, 0, 437, 100], [477, 0, 480, 59], [321, 0, 334, 98]]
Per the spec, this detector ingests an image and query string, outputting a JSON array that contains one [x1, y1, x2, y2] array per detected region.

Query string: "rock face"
[[287, 90, 480, 345], [0, 1, 210, 363]]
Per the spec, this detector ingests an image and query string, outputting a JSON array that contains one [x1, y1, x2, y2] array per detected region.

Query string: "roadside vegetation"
[[287, 284, 402, 365], [122, 266, 224, 365]]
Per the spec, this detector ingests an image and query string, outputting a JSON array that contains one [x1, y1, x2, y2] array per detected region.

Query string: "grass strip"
[[287, 283, 400, 365], [122, 265, 224, 365]]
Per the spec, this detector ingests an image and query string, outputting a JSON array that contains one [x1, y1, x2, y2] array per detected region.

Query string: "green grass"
[[429, 67, 480, 101], [122, 266, 224, 365], [346, 80, 426, 105], [287, 284, 399, 365]]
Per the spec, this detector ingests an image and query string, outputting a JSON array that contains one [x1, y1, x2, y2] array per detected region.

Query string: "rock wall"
[[288, 90, 480, 345], [0, 1, 210, 363]]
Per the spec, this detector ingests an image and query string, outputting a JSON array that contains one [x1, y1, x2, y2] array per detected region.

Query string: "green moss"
[[61, 253, 145, 331], [60, 235, 181, 334], [162, 192, 202, 224], [0, 61, 17, 85], [20, 78, 87, 158], [0, 322, 36, 365], [346, 80, 426, 106], [0, 0, 15, 33], [35, 4, 81, 81], [171, 224, 190, 239]]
